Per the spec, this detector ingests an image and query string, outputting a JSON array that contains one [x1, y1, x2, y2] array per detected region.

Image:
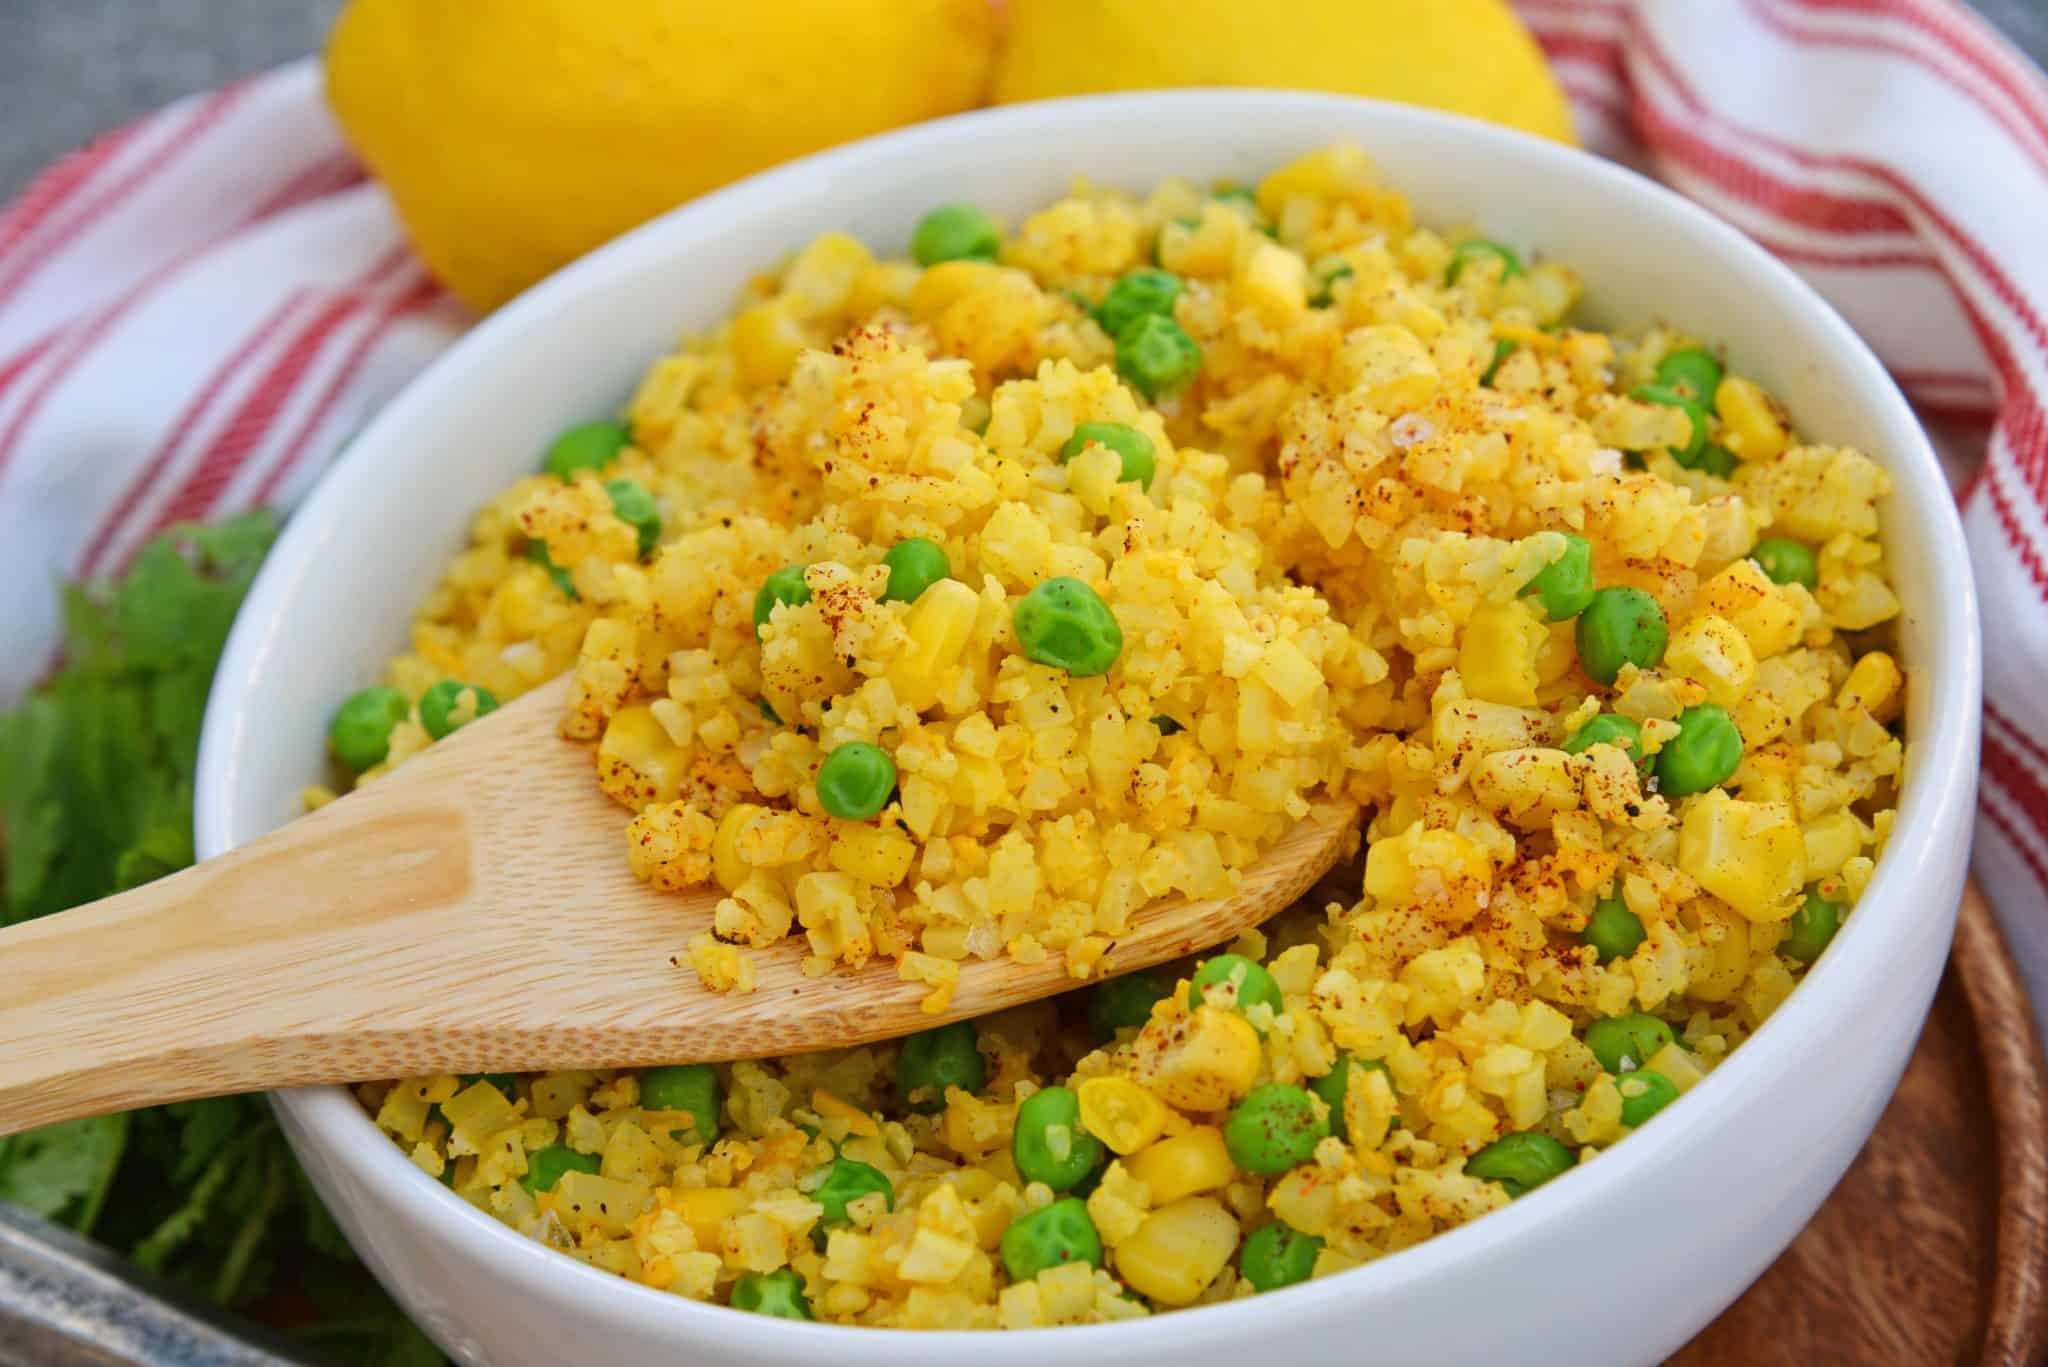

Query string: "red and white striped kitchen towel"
[[1, 2, 2043, 989]]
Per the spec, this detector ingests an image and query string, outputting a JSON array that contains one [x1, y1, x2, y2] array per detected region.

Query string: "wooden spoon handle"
[[0, 768, 483, 1136], [0, 667, 1364, 1135]]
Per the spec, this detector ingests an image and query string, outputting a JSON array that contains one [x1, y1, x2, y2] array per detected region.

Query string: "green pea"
[[1654, 703, 1743, 798], [329, 686, 410, 771], [753, 565, 812, 640], [1212, 186, 1259, 210], [1465, 1132, 1573, 1197], [1013, 576, 1123, 676], [1752, 537, 1819, 588], [1013, 1086, 1106, 1193], [999, 1197, 1102, 1282], [1060, 421, 1156, 489], [911, 204, 1001, 266], [543, 420, 629, 480], [1238, 1221, 1322, 1293], [1521, 533, 1595, 621], [898, 1020, 985, 1113], [526, 540, 577, 599], [1584, 1012, 1676, 1075], [1629, 384, 1711, 465], [758, 698, 781, 725], [1580, 894, 1646, 964], [1088, 970, 1169, 1042], [1654, 346, 1725, 403], [1695, 444, 1740, 479], [1562, 713, 1644, 767], [817, 742, 897, 821], [1480, 336, 1516, 387], [418, 679, 500, 741], [1783, 887, 1843, 963], [1309, 263, 1354, 309], [881, 537, 950, 604], [1224, 1083, 1328, 1176], [1114, 313, 1202, 400], [1094, 268, 1183, 339], [1575, 586, 1668, 685], [519, 1144, 601, 1195], [1615, 1069, 1679, 1127], [1151, 715, 1184, 736], [811, 1155, 894, 1244], [640, 1064, 723, 1145], [1187, 953, 1284, 1025], [1309, 1053, 1389, 1143], [1444, 238, 1524, 286], [603, 478, 661, 558], [729, 1268, 813, 1320]]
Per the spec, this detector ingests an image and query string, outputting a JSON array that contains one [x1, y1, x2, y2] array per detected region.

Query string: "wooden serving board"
[[1675, 881, 2048, 1365]]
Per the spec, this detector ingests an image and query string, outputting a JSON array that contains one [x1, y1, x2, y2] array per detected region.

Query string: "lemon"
[[325, 0, 1000, 312], [992, 0, 1574, 145]]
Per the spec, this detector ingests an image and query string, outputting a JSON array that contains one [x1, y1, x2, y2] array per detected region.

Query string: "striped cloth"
[[1, 2, 2043, 993]]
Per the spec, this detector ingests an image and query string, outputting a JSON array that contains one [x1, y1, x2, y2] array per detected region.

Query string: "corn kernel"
[[713, 803, 768, 893], [1252, 637, 1323, 709], [1256, 145, 1373, 214], [1238, 239, 1309, 321], [598, 705, 688, 807], [1837, 651, 1903, 723], [730, 299, 806, 388], [1364, 822, 1493, 919], [781, 232, 875, 318], [1664, 614, 1756, 708], [1334, 325, 1439, 412], [676, 1187, 748, 1252], [1697, 560, 1803, 661], [1803, 809, 1865, 878], [1114, 1197, 1242, 1307], [1078, 1078, 1169, 1155], [1714, 376, 1790, 462], [812, 1089, 880, 1139], [1679, 792, 1806, 923], [555, 1171, 652, 1238], [1644, 1042, 1707, 1093], [1143, 1006, 1263, 1111], [1459, 601, 1544, 706], [1472, 747, 1580, 828], [909, 259, 1007, 320], [827, 820, 917, 887], [887, 578, 980, 713], [1127, 1127, 1235, 1205]]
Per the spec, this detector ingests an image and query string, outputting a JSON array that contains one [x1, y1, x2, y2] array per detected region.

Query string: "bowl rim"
[[197, 89, 1981, 1355]]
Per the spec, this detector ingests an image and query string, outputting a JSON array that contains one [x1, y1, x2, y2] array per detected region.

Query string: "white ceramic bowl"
[[195, 92, 1981, 1367]]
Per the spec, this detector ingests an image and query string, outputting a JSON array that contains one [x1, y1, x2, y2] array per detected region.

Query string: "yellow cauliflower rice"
[[333, 145, 1907, 1328]]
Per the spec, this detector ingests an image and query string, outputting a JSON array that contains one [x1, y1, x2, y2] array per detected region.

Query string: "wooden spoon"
[[0, 674, 1359, 1137]]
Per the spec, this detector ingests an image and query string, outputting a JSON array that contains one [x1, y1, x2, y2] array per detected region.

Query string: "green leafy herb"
[[2, 512, 275, 924], [0, 1115, 129, 1233], [0, 510, 441, 1359]]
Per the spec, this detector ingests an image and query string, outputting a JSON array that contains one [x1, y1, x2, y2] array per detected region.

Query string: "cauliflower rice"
[[338, 145, 1907, 1328]]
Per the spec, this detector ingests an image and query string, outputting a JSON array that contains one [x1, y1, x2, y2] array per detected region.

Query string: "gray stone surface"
[[0, 0, 343, 198], [0, 1, 2043, 200], [1979, 0, 2048, 64], [0, 2, 2039, 202]]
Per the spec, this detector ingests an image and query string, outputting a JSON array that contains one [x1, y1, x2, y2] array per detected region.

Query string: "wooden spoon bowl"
[[0, 674, 1359, 1136]]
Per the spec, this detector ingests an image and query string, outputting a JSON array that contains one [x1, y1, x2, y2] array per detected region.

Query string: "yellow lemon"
[[325, 0, 1000, 312], [993, 0, 1574, 145]]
